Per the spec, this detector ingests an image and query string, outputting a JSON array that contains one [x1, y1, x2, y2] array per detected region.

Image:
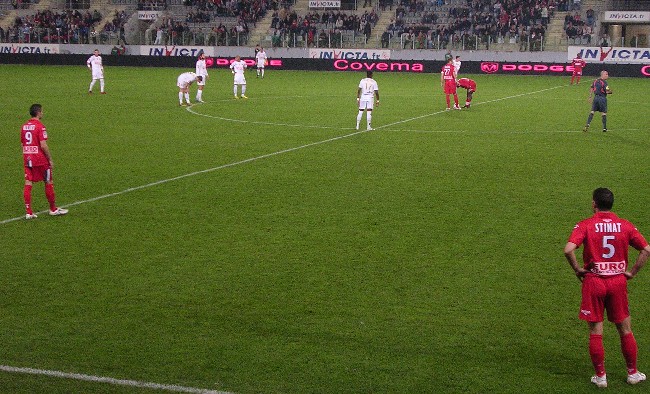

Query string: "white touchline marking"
[[0, 84, 568, 226], [0, 365, 232, 394], [0, 129, 368, 225]]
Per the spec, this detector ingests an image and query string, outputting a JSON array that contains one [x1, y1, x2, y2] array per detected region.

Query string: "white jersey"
[[195, 58, 208, 86], [256, 51, 267, 68], [452, 59, 461, 75], [358, 77, 378, 100], [87, 54, 103, 79], [177, 72, 198, 88], [230, 60, 247, 84], [358, 77, 378, 110]]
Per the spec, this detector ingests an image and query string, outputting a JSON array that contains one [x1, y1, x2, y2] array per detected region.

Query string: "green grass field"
[[1, 64, 650, 393]]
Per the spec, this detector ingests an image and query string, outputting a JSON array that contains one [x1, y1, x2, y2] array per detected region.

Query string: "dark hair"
[[29, 104, 42, 117], [197, 75, 203, 82], [366, 71, 373, 78], [593, 188, 614, 211]]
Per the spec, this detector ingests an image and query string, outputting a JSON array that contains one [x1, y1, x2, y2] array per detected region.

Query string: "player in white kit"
[[230, 55, 248, 99], [356, 71, 379, 131], [177, 72, 202, 106], [452, 55, 461, 77], [195, 52, 209, 103], [87, 49, 105, 94], [255, 48, 267, 78]]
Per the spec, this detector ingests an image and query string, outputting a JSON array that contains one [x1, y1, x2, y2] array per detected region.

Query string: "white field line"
[[0, 84, 565, 226], [0, 365, 231, 394]]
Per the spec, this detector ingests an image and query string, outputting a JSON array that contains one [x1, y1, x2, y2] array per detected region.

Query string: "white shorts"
[[92, 71, 103, 79], [177, 81, 189, 89], [197, 75, 206, 86], [257, 62, 265, 69], [234, 74, 246, 85], [359, 99, 374, 110]]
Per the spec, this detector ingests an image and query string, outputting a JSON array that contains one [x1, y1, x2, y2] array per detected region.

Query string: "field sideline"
[[1, 65, 650, 393]]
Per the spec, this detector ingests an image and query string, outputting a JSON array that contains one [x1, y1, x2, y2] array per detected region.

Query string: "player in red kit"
[[21, 104, 68, 219], [564, 188, 649, 388], [440, 57, 460, 110], [571, 53, 586, 85], [456, 78, 476, 108]]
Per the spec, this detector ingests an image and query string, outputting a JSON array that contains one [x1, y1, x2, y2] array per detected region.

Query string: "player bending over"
[[456, 78, 477, 108], [177, 72, 202, 106]]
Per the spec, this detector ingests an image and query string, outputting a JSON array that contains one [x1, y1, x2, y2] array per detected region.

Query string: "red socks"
[[45, 183, 56, 211], [621, 333, 638, 375], [24, 185, 33, 214], [590, 334, 606, 376], [445, 95, 450, 108]]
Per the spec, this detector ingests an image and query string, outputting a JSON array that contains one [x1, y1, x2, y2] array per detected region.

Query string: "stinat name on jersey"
[[595, 222, 622, 232]]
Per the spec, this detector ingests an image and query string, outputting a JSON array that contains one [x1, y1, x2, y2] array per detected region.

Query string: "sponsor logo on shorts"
[[581, 309, 591, 316], [591, 261, 626, 275]]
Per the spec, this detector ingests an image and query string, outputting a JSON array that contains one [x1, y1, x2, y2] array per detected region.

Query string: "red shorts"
[[444, 80, 457, 94], [573, 70, 582, 76], [579, 274, 629, 323], [25, 165, 53, 183]]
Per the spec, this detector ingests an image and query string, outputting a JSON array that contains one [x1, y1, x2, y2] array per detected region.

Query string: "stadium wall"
[[1, 44, 649, 77]]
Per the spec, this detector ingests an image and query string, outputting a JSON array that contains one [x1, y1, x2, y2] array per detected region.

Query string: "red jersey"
[[568, 211, 648, 277], [457, 78, 476, 92], [21, 118, 49, 167], [441, 63, 455, 80], [571, 57, 586, 72]]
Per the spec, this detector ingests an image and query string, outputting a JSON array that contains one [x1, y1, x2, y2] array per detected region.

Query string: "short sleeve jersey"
[[571, 57, 586, 72], [256, 51, 267, 67], [21, 118, 49, 167], [87, 54, 102, 72], [358, 77, 378, 100], [441, 63, 455, 81], [568, 211, 648, 276], [591, 79, 609, 97], [452, 59, 461, 75], [457, 78, 476, 91], [195, 59, 208, 77], [230, 60, 247, 75]]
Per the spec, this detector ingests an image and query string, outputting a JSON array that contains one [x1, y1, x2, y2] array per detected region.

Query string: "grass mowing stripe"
[[0, 83, 565, 226], [0, 365, 231, 394]]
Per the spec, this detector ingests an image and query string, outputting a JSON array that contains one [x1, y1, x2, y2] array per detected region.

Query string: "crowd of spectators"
[[269, 8, 379, 47], [383, 0, 556, 50], [564, 6, 595, 44], [2, 9, 102, 43]]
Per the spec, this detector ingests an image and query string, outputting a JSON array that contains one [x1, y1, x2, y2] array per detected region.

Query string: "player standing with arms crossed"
[[583, 70, 612, 132], [564, 188, 649, 388], [356, 71, 379, 131], [195, 52, 209, 103], [441, 56, 460, 110], [571, 53, 586, 85], [87, 49, 105, 94], [256, 47, 268, 78], [21, 104, 68, 219], [230, 55, 248, 99]]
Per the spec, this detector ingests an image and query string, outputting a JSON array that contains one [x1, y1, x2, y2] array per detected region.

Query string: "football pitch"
[[1, 64, 650, 393]]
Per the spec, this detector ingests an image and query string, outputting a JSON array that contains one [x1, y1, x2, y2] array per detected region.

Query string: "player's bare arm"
[[564, 241, 588, 280], [625, 245, 650, 279], [40, 140, 53, 168]]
